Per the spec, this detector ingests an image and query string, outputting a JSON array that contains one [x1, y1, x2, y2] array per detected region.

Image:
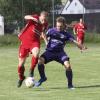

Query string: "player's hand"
[[32, 18, 39, 23], [77, 44, 83, 50], [78, 44, 87, 52], [73, 31, 76, 35]]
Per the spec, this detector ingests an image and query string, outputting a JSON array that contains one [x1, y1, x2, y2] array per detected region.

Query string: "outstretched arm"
[[73, 39, 83, 50], [70, 38, 85, 50], [24, 15, 38, 23], [73, 27, 77, 35]]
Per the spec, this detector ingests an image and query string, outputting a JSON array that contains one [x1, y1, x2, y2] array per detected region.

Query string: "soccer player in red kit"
[[17, 11, 48, 87], [73, 18, 87, 51]]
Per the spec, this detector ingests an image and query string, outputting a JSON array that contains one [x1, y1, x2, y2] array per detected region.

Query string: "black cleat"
[[17, 76, 25, 88], [68, 85, 75, 89], [35, 77, 47, 87]]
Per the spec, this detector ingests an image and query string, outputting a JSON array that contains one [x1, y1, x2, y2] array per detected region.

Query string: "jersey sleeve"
[[66, 32, 75, 42], [31, 14, 39, 23], [46, 28, 52, 37]]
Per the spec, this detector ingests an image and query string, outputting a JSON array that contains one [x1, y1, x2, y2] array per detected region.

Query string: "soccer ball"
[[25, 77, 35, 88]]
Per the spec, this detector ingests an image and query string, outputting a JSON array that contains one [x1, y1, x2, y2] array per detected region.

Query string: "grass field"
[[0, 43, 100, 100]]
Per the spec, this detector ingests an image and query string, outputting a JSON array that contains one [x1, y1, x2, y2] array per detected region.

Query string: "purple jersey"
[[46, 28, 75, 52]]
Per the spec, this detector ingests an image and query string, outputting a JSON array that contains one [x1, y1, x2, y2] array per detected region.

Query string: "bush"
[[0, 33, 100, 47], [0, 34, 19, 46], [85, 33, 100, 43]]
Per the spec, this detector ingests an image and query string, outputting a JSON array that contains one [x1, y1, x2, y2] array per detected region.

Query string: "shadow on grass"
[[33, 84, 100, 91], [48, 84, 100, 89], [33, 86, 67, 91], [75, 84, 100, 89]]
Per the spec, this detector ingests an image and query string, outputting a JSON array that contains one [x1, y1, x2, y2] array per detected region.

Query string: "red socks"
[[18, 56, 38, 79], [18, 66, 25, 80], [30, 56, 38, 71]]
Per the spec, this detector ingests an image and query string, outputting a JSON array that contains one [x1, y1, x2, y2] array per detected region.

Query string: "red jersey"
[[74, 23, 87, 36], [18, 15, 48, 44]]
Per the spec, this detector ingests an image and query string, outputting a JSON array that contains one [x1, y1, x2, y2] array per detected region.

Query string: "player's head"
[[39, 11, 48, 24], [56, 16, 66, 31], [79, 18, 83, 23]]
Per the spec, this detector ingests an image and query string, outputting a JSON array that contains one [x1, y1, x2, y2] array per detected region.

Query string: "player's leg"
[[82, 36, 87, 50], [38, 57, 46, 79], [17, 57, 26, 87], [35, 56, 47, 86], [78, 36, 87, 52], [77, 36, 83, 52], [64, 60, 74, 89], [38, 51, 54, 80], [17, 45, 28, 87], [56, 51, 74, 89], [29, 47, 40, 77], [36, 51, 54, 86]]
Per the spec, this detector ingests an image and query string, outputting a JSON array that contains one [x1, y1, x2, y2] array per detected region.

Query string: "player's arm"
[[41, 23, 49, 45], [41, 32, 48, 45], [24, 15, 38, 23], [70, 37, 85, 50], [72, 39, 83, 50], [42, 28, 51, 43], [73, 27, 76, 35], [67, 33, 82, 50]]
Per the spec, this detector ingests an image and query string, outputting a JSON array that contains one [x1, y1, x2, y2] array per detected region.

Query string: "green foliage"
[[85, 33, 100, 43], [0, 0, 62, 22], [0, 34, 19, 46], [0, 0, 22, 21], [0, 0, 62, 32], [0, 33, 100, 47]]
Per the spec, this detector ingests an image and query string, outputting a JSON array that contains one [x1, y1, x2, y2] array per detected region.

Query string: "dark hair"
[[56, 16, 66, 24]]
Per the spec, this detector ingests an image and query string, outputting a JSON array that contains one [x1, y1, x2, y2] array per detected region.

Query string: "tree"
[[0, 0, 62, 33]]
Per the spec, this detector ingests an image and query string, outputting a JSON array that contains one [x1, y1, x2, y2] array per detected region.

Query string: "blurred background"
[[0, 0, 100, 45]]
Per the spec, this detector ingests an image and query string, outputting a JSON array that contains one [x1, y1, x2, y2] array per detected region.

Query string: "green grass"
[[0, 44, 100, 100]]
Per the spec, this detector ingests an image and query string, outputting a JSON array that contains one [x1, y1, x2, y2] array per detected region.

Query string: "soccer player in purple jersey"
[[36, 17, 85, 89]]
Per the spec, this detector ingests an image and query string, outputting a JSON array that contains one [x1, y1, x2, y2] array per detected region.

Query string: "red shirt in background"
[[74, 23, 87, 43], [74, 23, 87, 36]]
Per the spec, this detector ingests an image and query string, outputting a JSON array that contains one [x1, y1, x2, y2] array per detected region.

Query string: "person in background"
[[73, 18, 87, 52]]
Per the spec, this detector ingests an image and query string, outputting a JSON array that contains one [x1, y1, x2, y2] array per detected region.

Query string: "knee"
[[18, 58, 25, 66], [64, 61, 72, 70], [18, 61, 24, 66], [38, 57, 45, 65], [65, 65, 71, 70], [31, 47, 40, 58], [33, 52, 39, 58]]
